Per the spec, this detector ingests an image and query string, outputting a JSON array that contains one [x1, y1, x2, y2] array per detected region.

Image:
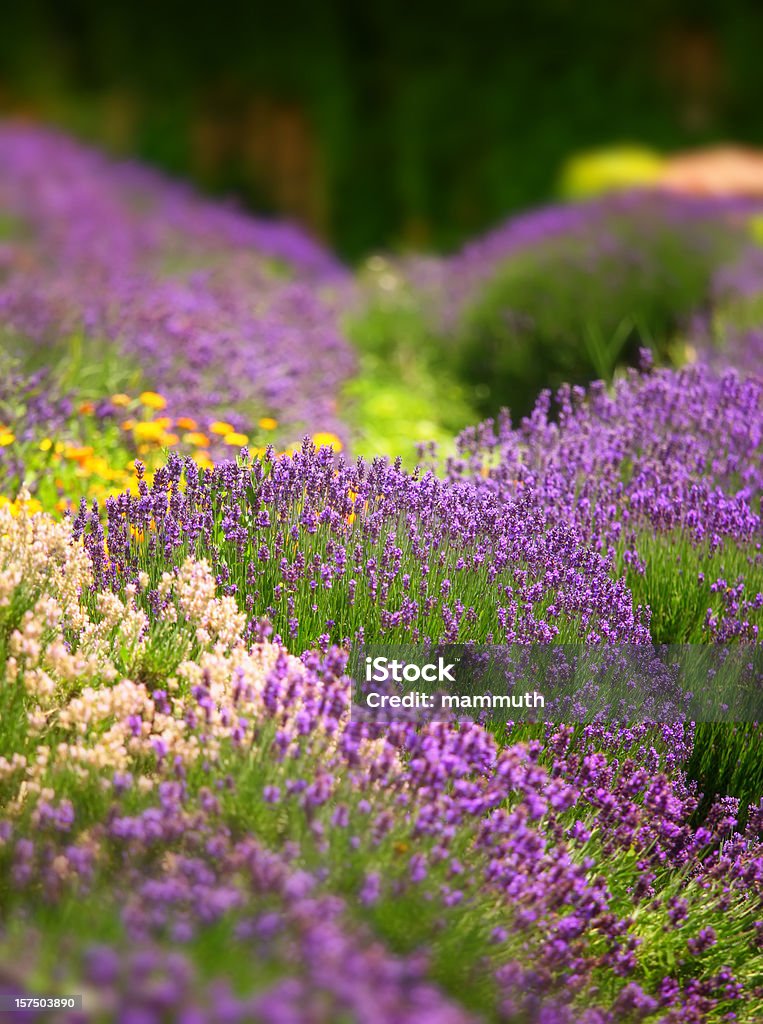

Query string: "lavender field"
[[0, 124, 762, 1023]]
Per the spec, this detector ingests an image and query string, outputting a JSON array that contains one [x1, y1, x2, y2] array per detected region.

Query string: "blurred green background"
[[2, 0, 763, 259]]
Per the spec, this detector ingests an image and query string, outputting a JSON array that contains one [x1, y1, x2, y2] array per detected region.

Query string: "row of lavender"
[[0, 124, 762, 1021], [2, 496, 762, 1022], [0, 123, 354, 446]]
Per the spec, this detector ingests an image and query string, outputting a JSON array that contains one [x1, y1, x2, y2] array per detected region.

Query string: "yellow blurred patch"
[[312, 431, 343, 452], [133, 421, 168, 443], [139, 391, 167, 410], [559, 146, 665, 198], [183, 432, 210, 447], [192, 451, 214, 471]]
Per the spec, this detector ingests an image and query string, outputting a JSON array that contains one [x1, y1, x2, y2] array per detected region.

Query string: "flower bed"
[[0, 127, 762, 1022]]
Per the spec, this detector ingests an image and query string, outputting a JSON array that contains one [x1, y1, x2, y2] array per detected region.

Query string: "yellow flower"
[[192, 451, 214, 471], [183, 432, 210, 448], [39, 438, 53, 452], [224, 432, 249, 447], [84, 455, 112, 477], [0, 432, 15, 447], [176, 416, 198, 431], [258, 417, 278, 431], [209, 420, 235, 436], [111, 393, 132, 407], [139, 391, 167, 410], [163, 433, 180, 446], [133, 421, 167, 443], [1, 494, 42, 517], [312, 431, 343, 452]]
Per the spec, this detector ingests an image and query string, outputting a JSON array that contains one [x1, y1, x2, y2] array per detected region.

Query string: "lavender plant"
[[403, 191, 761, 419], [0, 123, 355, 443], [72, 444, 650, 651], [1, 504, 761, 1021]]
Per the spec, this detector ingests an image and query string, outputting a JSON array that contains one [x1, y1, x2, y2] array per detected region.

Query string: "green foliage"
[[343, 294, 480, 464]]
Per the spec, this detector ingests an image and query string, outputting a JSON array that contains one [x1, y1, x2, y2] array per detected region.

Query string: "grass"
[[614, 529, 763, 815], [617, 530, 763, 646]]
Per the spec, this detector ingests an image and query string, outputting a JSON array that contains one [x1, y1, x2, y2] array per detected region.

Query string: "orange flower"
[[63, 445, 95, 464], [111, 393, 132, 407], [176, 416, 198, 431]]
